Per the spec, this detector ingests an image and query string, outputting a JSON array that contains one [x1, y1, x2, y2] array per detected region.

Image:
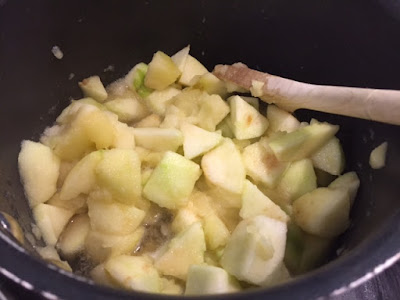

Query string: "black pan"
[[0, 0, 399, 299]]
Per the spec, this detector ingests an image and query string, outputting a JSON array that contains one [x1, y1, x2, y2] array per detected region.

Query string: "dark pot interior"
[[0, 0, 400, 299]]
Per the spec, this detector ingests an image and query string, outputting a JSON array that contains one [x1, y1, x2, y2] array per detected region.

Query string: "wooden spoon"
[[213, 63, 400, 125]]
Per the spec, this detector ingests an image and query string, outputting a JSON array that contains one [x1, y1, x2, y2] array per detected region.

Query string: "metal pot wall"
[[0, 1, 399, 299]]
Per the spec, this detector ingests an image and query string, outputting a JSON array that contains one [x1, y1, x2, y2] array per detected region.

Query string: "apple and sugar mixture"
[[18, 46, 360, 295]]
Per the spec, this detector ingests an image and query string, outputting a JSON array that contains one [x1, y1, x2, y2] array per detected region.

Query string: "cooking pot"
[[0, 0, 399, 299]]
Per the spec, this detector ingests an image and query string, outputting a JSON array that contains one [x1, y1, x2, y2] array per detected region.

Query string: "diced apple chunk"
[[105, 255, 161, 293], [160, 277, 184, 295], [185, 265, 241, 295], [59, 151, 102, 201], [171, 208, 199, 234], [33, 204, 74, 246], [276, 159, 317, 205], [145, 87, 181, 115], [171, 45, 190, 73], [143, 152, 201, 209], [145, 51, 181, 90], [95, 149, 142, 204], [268, 121, 339, 162], [220, 216, 287, 286], [197, 94, 230, 131], [229, 95, 269, 140], [105, 97, 149, 123], [293, 187, 350, 238], [266, 105, 300, 134], [134, 128, 183, 152], [57, 214, 90, 259], [18, 141, 60, 207], [178, 55, 208, 86], [56, 98, 105, 125], [203, 213, 230, 250], [242, 138, 288, 188], [284, 223, 333, 274], [329, 172, 360, 206], [85, 227, 144, 263], [369, 142, 388, 169], [47, 193, 86, 214], [155, 222, 206, 280], [83, 110, 116, 150], [126, 63, 153, 98], [87, 196, 145, 235], [192, 72, 228, 97], [134, 114, 162, 128], [181, 123, 222, 159], [112, 122, 135, 149], [311, 137, 345, 175], [201, 139, 246, 208], [240, 180, 289, 223], [90, 264, 118, 287], [79, 76, 108, 102]]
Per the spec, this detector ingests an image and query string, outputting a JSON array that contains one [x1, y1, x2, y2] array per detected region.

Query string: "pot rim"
[[0, 212, 398, 300]]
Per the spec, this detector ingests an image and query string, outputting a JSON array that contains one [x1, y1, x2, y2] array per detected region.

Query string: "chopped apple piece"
[[95, 149, 142, 204], [85, 227, 144, 263], [160, 277, 184, 295], [201, 139, 245, 207], [133, 114, 162, 128], [83, 110, 116, 150], [105, 97, 149, 123], [126, 63, 153, 98], [266, 105, 300, 134], [276, 159, 317, 205], [242, 138, 288, 188], [56, 98, 105, 125], [185, 265, 241, 295], [87, 196, 145, 235], [311, 137, 345, 175], [105, 255, 161, 293], [197, 94, 230, 131], [171, 208, 199, 234], [57, 214, 90, 259], [192, 72, 228, 97], [216, 116, 234, 138], [79, 76, 108, 102], [18, 140, 60, 207], [268, 121, 339, 162], [33, 204, 74, 246], [181, 123, 222, 159], [145, 87, 181, 115], [47, 193, 86, 214], [90, 264, 118, 287], [112, 122, 135, 149], [155, 222, 206, 280], [145, 51, 181, 90], [203, 213, 230, 250], [240, 180, 289, 223], [178, 55, 208, 86], [171, 45, 190, 73], [229, 95, 269, 140], [329, 172, 360, 206], [284, 223, 333, 274], [220, 216, 287, 286], [134, 128, 183, 152], [369, 142, 388, 169], [50, 107, 95, 160], [59, 151, 102, 201], [143, 152, 201, 209], [293, 187, 350, 238]]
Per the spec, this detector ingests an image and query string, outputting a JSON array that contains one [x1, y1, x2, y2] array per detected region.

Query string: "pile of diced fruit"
[[18, 46, 360, 295]]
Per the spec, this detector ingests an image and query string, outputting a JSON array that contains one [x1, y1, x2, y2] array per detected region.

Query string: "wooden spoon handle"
[[213, 63, 400, 125]]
